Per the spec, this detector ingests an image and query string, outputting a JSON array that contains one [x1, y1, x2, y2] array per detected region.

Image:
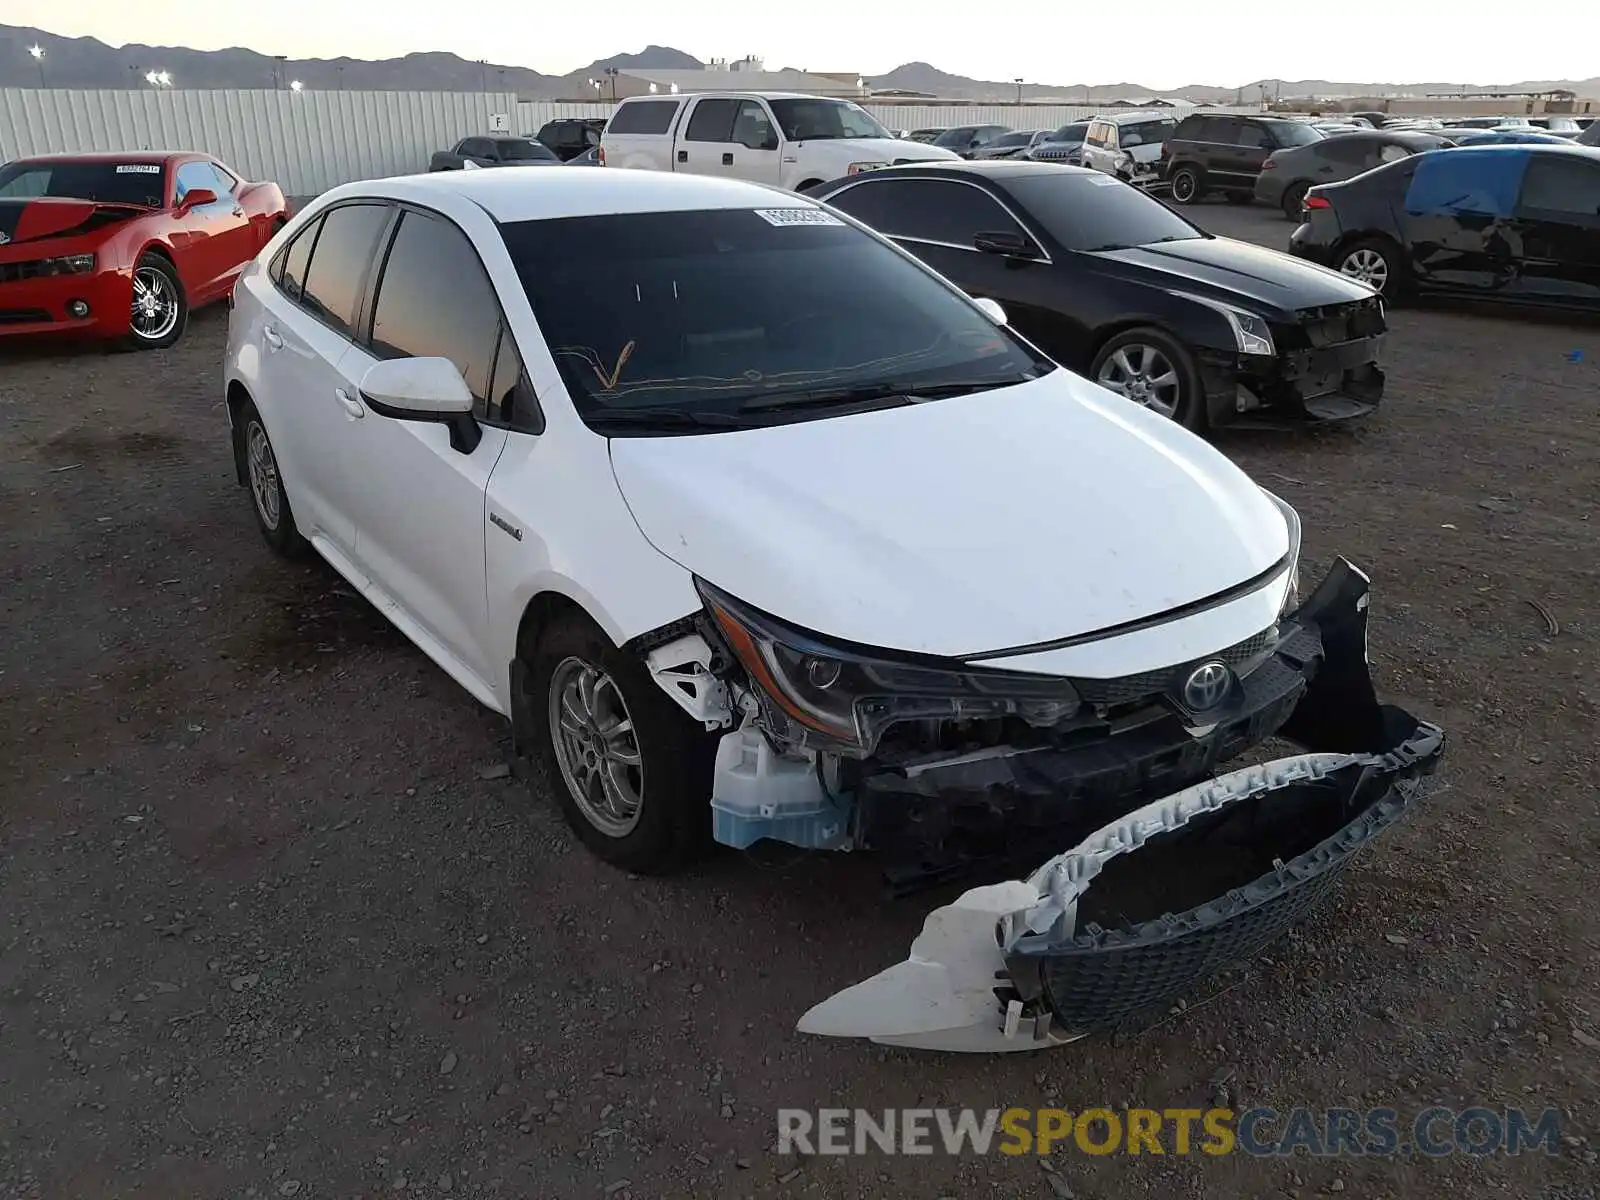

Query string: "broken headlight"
[[1261, 488, 1303, 615], [697, 579, 1082, 757]]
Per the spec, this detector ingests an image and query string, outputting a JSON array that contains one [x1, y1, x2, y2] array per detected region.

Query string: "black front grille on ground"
[[1069, 625, 1279, 707], [0, 308, 52, 325]]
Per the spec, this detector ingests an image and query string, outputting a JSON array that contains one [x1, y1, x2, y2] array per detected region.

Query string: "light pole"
[[1014, 77, 1024, 106], [28, 45, 46, 88]]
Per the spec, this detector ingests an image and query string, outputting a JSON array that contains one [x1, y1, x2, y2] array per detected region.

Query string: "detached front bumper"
[[797, 561, 1445, 1052]]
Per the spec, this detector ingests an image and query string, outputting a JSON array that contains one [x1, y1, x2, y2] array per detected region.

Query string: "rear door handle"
[[335, 387, 365, 419], [262, 326, 283, 350], [722, 152, 734, 165], [677, 149, 687, 163]]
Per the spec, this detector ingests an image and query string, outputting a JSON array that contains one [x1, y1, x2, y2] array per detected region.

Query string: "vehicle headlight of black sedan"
[[803, 162, 1388, 432]]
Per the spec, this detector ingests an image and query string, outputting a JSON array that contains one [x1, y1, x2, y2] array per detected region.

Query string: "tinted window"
[[485, 324, 531, 427], [973, 126, 1008, 146], [1405, 150, 1527, 217], [299, 203, 391, 336], [768, 98, 889, 141], [932, 127, 978, 148], [497, 207, 1045, 429], [1320, 135, 1379, 164], [829, 179, 1025, 248], [275, 217, 319, 302], [1185, 116, 1230, 142], [495, 139, 557, 161], [1006, 173, 1203, 251], [684, 99, 738, 142], [369, 210, 501, 408], [460, 138, 492, 158], [1518, 156, 1600, 214], [1266, 121, 1322, 147], [608, 99, 680, 135], [0, 160, 165, 206], [991, 132, 1035, 148], [1052, 123, 1089, 141]]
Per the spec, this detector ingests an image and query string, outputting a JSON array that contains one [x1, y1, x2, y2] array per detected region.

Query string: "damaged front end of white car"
[[676, 555, 1443, 1052]]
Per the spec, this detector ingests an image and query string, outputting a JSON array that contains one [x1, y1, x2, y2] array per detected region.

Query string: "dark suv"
[[1161, 114, 1324, 204], [536, 118, 606, 162]]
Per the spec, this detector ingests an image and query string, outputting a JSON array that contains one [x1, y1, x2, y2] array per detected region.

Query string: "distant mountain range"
[[3, 25, 1595, 102]]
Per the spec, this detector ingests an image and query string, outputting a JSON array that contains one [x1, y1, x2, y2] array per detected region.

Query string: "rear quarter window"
[[607, 100, 681, 135]]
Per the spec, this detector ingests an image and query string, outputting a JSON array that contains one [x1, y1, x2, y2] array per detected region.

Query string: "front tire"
[[1169, 166, 1204, 204], [237, 397, 309, 558], [120, 254, 187, 351], [530, 613, 716, 873], [1090, 327, 1206, 431]]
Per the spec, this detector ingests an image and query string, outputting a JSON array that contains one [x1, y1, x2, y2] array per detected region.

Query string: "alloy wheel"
[[1096, 343, 1182, 419], [548, 656, 645, 838], [246, 422, 281, 530], [130, 266, 179, 342], [1340, 248, 1390, 291]]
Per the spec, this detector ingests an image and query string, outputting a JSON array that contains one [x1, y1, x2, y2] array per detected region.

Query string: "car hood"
[[1092, 236, 1375, 315], [607, 371, 1289, 659], [0, 196, 146, 248], [803, 137, 960, 163]]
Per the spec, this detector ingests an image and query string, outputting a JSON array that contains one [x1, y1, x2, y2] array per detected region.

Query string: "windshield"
[[497, 208, 1048, 433], [1006, 173, 1204, 253], [497, 139, 557, 161], [768, 99, 892, 141], [0, 160, 166, 206], [1117, 119, 1177, 146], [1267, 121, 1323, 147]]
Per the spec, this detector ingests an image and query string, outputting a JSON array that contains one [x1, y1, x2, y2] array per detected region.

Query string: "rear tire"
[[236, 396, 309, 558], [1337, 236, 1405, 299], [1281, 181, 1311, 220], [529, 612, 716, 874], [1169, 166, 1204, 204]]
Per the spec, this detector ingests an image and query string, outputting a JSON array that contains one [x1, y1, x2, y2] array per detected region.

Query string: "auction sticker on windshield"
[[115, 165, 162, 174], [754, 208, 845, 227]]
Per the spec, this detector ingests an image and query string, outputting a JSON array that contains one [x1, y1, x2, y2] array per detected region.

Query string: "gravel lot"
[[3, 200, 1598, 1200]]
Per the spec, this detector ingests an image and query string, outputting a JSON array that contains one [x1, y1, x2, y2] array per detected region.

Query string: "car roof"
[[820, 160, 1101, 185], [318, 167, 818, 223], [13, 151, 196, 165], [1100, 110, 1178, 122]]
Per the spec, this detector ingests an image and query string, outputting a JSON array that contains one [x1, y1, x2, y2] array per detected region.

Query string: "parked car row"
[[222, 164, 1443, 1049]]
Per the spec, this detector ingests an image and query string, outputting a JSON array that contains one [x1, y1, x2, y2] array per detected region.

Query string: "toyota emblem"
[[1182, 661, 1231, 710]]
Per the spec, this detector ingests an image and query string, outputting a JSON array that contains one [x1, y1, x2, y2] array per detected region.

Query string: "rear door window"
[[272, 216, 320, 302], [828, 178, 1027, 249], [684, 99, 738, 143], [1405, 150, 1528, 217], [1517, 156, 1600, 215], [297, 202, 392, 337]]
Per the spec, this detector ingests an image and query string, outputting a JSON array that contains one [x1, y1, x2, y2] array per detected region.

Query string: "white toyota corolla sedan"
[[225, 168, 1441, 1052]]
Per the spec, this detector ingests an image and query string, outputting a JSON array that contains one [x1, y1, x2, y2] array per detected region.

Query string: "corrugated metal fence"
[[2, 89, 1256, 196]]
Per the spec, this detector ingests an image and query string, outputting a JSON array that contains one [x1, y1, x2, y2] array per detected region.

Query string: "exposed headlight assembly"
[[1171, 290, 1276, 357], [696, 579, 1082, 757], [1261, 487, 1303, 614]]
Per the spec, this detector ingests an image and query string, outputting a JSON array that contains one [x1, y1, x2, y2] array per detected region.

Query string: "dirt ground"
[[2, 201, 1598, 1200]]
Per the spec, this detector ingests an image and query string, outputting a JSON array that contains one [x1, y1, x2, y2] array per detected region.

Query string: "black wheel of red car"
[[1337, 237, 1403, 297], [1281, 181, 1311, 220], [120, 253, 187, 351], [237, 395, 308, 558], [529, 611, 716, 874], [1091, 327, 1206, 431], [1169, 166, 1204, 204]]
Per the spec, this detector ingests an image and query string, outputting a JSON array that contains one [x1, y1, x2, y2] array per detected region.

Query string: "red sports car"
[[0, 151, 288, 350]]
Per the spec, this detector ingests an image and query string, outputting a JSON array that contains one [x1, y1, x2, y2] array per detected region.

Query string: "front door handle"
[[722, 152, 734, 165], [677, 149, 687, 163], [335, 387, 366, 419], [262, 325, 283, 351]]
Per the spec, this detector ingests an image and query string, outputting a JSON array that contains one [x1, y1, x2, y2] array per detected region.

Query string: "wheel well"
[[515, 592, 590, 663], [226, 381, 252, 486], [796, 178, 824, 192], [138, 242, 177, 271], [1332, 229, 1402, 265]]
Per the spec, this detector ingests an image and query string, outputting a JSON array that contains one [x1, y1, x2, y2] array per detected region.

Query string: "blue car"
[[1451, 130, 1571, 147]]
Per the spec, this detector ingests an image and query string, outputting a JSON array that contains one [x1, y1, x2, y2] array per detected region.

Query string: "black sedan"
[[803, 162, 1386, 430], [1256, 130, 1453, 219], [1289, 144, 1600, 309]]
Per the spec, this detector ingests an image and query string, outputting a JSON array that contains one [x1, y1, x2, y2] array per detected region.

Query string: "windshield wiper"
[[584, 407, 750, 430], [737, 377, 1030, 413]]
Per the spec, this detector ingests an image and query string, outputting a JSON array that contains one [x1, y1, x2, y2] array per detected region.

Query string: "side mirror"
[[974, 229, 1035, 258], [359, 357, 482, 454], [973, 297, 1008, 326], [179, 187, 218, 211]]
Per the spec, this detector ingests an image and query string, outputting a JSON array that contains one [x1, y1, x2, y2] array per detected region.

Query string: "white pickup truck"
[[599, 91, 960, 190]]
